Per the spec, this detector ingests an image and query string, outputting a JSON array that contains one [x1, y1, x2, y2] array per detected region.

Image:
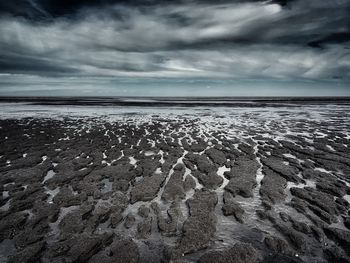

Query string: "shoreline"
[[1, 96, 350, 107]]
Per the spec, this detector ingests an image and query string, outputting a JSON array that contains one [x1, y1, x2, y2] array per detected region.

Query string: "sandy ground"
[[0, 103, 350, 262]]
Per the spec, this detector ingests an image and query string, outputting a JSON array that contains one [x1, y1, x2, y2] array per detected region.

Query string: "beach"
[[0, 98, 350, 262]]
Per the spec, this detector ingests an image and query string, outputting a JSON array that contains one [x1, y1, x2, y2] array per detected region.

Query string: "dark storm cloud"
[[0, 53, 79, 76], [0, 0, 349, 80], [0, 0, 296, 18]]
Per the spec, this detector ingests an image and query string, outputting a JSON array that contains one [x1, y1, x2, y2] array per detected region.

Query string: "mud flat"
[[0, 102, 350, 262]]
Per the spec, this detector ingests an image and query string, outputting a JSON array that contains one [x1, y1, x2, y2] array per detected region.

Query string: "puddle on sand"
[[217, 165, 230, 190], [48, 206, 80, 244], [42, 170, 55, 183], [45, 187, 60, 203], [343, 194, 350, 203], [101, 179, 113, 194], [314, 167, 331, 174], [144, 151, 155, 156], [212, 190, 274, 252], [283, 153, 297, 159], [286, 179, 316, 193], [213, 158, 279, 251], [0, 199, 10, 211], [2, 191, 9, 199], [129, 156, 137, 165], [0, 239, 16, 263], [154, 168, 162, 174]]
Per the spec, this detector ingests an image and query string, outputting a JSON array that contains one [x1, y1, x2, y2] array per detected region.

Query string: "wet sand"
[[0, 101, 350, 262]]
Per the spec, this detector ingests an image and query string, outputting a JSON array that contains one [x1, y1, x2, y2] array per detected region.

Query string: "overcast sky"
[[0, 0, 349, 96]]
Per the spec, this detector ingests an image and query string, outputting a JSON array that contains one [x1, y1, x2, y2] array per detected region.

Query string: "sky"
[[0, 0, 349, 96]]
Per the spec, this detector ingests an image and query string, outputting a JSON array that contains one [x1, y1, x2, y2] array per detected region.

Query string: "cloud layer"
[[0, 0, 349, 94]]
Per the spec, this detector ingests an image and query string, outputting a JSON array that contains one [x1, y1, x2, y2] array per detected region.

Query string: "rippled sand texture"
[[0, 104, 350, 263]]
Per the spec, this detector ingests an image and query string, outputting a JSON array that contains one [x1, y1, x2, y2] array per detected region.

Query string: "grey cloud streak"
[[0, 0, 349, 82]]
